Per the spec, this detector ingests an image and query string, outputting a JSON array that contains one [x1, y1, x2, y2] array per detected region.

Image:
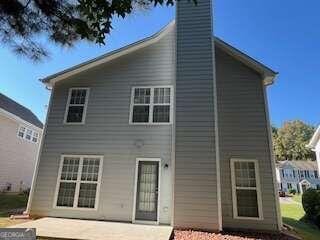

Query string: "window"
[[231, 159, 263, 220], [287, 183, 292, 189], [54, 155, 103, 209], [130, 86, 173, 124], [17, 125, 39, 143], [64, 88, 89, 124], [315, 171, 318, 179], [292, 170, 295, 178], [18, 126, 26, 138]]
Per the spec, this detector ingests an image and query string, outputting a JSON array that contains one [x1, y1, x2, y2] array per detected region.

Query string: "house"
[[307, 125, 320, 173], [0, 93, 43, 193], [27, 0, 281, 232], [276, 160, 320, 194]]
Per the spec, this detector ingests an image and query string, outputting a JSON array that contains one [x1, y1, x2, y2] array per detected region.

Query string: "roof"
[[277, 160, 318, 171], [307, 125, 320, 150], [0, 93, 43, 129], [41, 21, 277, 87]]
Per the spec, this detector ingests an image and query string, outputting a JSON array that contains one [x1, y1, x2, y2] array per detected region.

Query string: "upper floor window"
[[17, 126, 39, 143], [231, 159, 263, 220], [64, 88, 89, 124], [130, 86, 173, 124], [315, 170, 318, 179]]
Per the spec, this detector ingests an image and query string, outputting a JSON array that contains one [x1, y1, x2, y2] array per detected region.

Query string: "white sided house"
[[28, 0, 282, 232], [307, 125, 320, 174], [276, 160, 320, 194], [0, 93, 43, 193]]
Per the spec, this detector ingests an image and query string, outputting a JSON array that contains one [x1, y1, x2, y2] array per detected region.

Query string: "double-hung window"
[[64, 88, 89, 124], [130, 86, 173, 124], [230, 159, 263, 220], [54, 155, 103, 209]]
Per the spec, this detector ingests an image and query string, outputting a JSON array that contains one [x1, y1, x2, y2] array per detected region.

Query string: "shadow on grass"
[[283, 217, 320, 240]]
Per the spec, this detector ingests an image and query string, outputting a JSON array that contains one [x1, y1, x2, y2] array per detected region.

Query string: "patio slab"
[[9, 217, 173, 240]]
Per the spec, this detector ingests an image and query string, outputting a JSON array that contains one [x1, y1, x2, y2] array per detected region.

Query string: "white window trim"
[[53, 154, 103, 211], [63, 87, 90, 125], [129, 86, 173, 125], [132, 158, 161, 225], [17, 125, 40, 144], [230, 158, 264, 220]]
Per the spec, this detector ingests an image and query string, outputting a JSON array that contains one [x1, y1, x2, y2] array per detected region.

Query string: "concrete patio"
[[9, 217, 173, 240]]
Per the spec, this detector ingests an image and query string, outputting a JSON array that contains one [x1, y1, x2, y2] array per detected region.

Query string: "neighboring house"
[[0, 93, 43, 193], [307, 125, 320, 173], [28, 0, 281, 232], [276, 160, 320, 194]]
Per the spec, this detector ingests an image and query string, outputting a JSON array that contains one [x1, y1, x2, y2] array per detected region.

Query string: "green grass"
[[0, 194, 28, 217], [281, 196, 320, 240], [291, 194, 302, 203], [0, 193, 29, 227]]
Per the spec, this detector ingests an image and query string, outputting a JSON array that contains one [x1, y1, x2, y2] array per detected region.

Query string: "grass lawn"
[[281, 196, 320, 240], [0, 193, 29, 227]]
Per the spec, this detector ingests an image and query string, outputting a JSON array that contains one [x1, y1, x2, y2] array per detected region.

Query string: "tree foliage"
[[272, 120, 315, 161], [0, 0, 178, 61]]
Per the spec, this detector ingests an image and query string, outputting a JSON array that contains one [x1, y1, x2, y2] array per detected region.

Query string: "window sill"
[[53, 206, 98, 211], [129, 122, 172, 126], [63, 122, 86, 125], [233, 216, 264, 221]]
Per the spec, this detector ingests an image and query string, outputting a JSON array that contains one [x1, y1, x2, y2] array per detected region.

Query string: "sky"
[[0, 0, 319, 127]]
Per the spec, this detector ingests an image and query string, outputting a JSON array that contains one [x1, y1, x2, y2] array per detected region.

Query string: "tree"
[[0, 0, 178, 61], [272, 120, 315, 161]]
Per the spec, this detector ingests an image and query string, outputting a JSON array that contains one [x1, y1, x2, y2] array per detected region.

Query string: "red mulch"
[[173, 230, 298, 240]]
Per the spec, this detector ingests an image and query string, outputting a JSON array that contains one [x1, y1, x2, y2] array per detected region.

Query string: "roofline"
[[0, 107, 43, 131], [214, 37, 278, 85], [41, 20, 278, 87], [41, 21, 176, 87], [307, 125, 320, 149]]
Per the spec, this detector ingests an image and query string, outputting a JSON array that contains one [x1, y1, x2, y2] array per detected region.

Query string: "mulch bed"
[[173, 230, 298, 240]]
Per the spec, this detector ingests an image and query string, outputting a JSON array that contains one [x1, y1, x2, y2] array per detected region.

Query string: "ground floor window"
[[54, 155, 103, 209], [287, 183, 292, 189], [230, 158, 263, 220]]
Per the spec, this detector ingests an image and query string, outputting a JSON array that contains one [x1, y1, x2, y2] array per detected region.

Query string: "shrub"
[[302, 189, 320, 227], [289, 189, 296, 195]]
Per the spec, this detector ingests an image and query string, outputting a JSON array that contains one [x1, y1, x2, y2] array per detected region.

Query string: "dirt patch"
[[173, 230, 298, 240]]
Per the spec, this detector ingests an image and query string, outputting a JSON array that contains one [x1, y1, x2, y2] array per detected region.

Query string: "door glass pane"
[[138, 164, 157, 212]]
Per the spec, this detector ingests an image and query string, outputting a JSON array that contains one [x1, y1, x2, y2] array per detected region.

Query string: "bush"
[[289, 189, 296, 195], [302, 189, 320, 227]]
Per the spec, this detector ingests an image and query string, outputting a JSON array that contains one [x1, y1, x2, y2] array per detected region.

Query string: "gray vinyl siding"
[[30, 29, 175, 224], [174, 0, 219, 231], [215, 47, 279, 231]]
